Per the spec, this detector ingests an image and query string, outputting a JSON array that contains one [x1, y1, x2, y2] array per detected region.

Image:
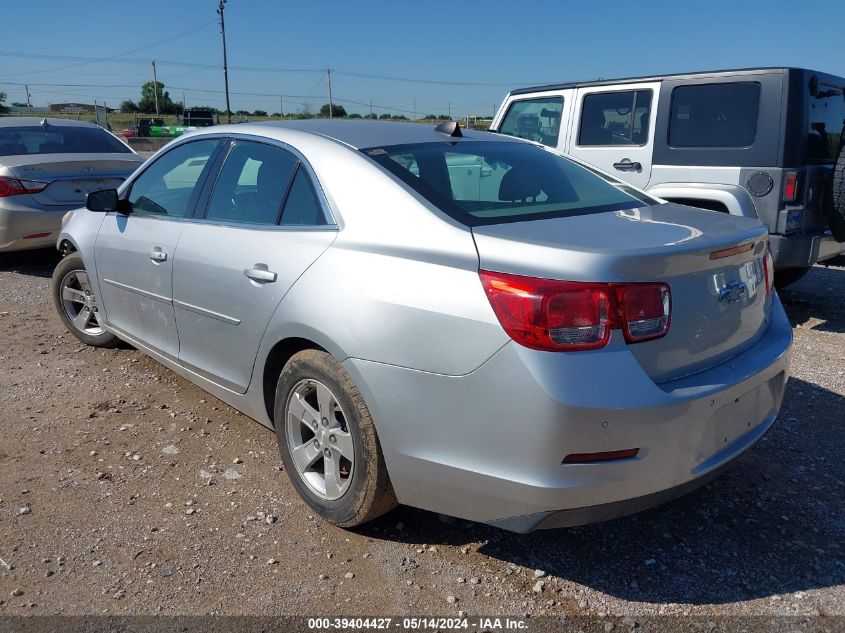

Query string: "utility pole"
[[279, 96, 283, 118], [413, 99, 416, 121], [369, 99, 373, 119], [151, 60, 160, 116], [25, 84, 32, 108], [217, 0, 231, 123], [448, 102, 451, 120], [325, 68, 333, 119]]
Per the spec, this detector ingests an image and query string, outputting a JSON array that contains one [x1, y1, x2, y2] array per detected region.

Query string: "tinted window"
[[578, 90, 652, 146], [280, 167, 326, 226], [0, 124, 132, 156], [364, 141, 652, 227], [128, 139, 219, 217], [669, 83, 760, 147], [807, 81, 845, 161], [207, 141, 298, 225], [499, 97, 563, 146]]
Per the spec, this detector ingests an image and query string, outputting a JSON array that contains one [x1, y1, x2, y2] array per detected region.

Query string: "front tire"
[[51, 253, 118, 348], [274, 350, 397, 527]]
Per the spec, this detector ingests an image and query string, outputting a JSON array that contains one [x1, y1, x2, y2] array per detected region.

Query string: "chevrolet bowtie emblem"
[[719, 280, 747, 304]]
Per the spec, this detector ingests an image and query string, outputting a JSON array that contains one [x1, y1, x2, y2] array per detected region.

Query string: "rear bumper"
[[770, 231, 845, 269], [0, 201, 72, 252], [344, 296, 792, 532]]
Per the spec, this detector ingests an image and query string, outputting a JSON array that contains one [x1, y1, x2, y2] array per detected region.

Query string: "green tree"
[[120, 100, 139, 113], [364, 113, 378, 120], [348, 113, 362, 119], [378, 113, 392, 120], [252, 109, 267, 117], [0, 92, 7, 113], [319, 103, 347, 118], [137, 81, 182, 115], [391, 114, 408, 121]]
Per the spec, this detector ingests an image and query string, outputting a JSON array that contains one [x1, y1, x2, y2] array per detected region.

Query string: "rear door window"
[[577, 90, 652, 146], [498, 97, 563, 146], [206, 141, 298, 225], [668, 83, 760, 147]]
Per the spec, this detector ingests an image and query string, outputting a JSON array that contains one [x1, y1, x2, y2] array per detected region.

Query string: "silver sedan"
[[52, 121, 791, 532], [0, 117, 143, 252]]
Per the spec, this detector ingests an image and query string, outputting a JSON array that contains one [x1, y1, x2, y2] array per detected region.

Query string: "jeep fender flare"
[[646, 183, 758, 218]]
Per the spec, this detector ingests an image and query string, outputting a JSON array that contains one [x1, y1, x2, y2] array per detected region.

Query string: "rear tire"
[[51, 253, 118, 348], [774, 267, 811, 289], [274, 350, 397, 527], [826, 128, 845, 242]]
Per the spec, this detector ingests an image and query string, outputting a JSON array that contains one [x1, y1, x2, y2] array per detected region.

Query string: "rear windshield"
[[362, 140, 652, 226], [0, 125, 131, 156], [807, 80, 845, 162]]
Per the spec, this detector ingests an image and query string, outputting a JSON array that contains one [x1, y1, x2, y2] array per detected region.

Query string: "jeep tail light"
[[613, 283, 671, 342], [763, 242, 774, 295], [783, 172, 799, 202], [479, 271, 671, 352], [0, 176, 47, 198]]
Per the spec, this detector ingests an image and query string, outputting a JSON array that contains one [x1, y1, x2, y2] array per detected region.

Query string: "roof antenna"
[[435, 120, 462, 137], [40, 118, 50, 127]]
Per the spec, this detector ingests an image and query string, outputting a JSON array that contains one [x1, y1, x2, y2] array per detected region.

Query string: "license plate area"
[[696, 381, 776, 463]]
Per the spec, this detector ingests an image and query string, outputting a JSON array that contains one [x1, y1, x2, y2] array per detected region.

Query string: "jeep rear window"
[[668, 83, 761, 148], [0, 125, 132, 156], [363, 140, 653, 227], [498, 97, 563, 147], [807, 81, 845, 161]]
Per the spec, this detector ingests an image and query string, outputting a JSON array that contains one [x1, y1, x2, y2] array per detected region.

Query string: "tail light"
[[479, 270, 671, 352], [613, 283, 671, 342], [783, 171, 799, 203], [0, 176, 47, 198], [763, 242, 774, 295]]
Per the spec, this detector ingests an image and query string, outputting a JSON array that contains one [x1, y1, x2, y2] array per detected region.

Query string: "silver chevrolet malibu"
[[52, 120, 791, 532]]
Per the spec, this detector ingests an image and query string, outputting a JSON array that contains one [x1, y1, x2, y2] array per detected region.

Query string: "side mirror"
[[85, 189, 130, 213]]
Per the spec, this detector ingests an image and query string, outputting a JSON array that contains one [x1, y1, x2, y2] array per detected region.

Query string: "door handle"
[[613, 158, 642, 171], [148, 249, 167, 262], [244, 266, 277, 283]]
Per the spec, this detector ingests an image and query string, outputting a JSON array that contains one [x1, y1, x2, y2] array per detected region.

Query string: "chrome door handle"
[[612, 158, 642, 171], [244, 266, 277, 283], [148, 249, 167, 262]]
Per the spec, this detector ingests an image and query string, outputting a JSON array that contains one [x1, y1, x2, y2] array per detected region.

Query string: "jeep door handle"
[[148, 249, 167, 262], [244, 266, 277, 283], [613, 158, 642, 171]]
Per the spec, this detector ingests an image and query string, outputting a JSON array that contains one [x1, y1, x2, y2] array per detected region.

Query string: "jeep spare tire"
[[827, 127, 845, 242]]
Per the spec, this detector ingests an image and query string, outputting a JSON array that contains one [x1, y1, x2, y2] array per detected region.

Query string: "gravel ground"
[[0, 249, 843, 621]]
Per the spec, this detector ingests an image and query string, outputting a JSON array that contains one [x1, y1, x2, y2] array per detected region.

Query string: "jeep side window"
[[578, 90, 652, 146], [807, 82, 845, 161], [499, 97, 563, 147], [668, 83, 761, 148]]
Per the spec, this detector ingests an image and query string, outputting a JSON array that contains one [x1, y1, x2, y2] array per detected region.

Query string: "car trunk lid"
[[4, 153, 142, 207], [472, 203, 771, 383]]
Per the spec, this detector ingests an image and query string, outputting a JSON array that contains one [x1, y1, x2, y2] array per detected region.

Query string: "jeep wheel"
[[826, 127, 845, 242]]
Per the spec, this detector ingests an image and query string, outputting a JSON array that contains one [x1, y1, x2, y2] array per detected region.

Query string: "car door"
[[171, 138, 337, 393], [566, 82, 659, 189], [94, 138, 222, 358]]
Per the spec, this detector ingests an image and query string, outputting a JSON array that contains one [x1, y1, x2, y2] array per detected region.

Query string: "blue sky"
[[2, 0, 844, 117]]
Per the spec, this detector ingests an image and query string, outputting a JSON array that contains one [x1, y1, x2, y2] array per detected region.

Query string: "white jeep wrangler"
[[491, 67, 845, 287]]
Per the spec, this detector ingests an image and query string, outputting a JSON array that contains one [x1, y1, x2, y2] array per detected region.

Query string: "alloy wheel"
[[60, 270, 104, 336], [285, 379, 355, 501]]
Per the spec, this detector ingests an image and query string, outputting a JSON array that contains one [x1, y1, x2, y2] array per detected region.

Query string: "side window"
[[206, 140, 298, 225], [578, 90, 652, 146], [668, 83, 760, 148], [279, 166, 327, 226], [128, 139, 219, 217], [498, 97, 563, 146], [807, 80, 845, 161]]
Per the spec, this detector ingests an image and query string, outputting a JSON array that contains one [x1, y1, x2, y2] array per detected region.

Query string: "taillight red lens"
[[613, 283, 671, 343], [763, 242, 774, 295], [783, 172, 798, 202], [479, 271, 612, 351], [479, 271, 671, 352], [0, 176, 47, 198]]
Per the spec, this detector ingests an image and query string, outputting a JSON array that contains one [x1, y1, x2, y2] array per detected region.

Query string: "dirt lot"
[[0, 250, 843, 623]]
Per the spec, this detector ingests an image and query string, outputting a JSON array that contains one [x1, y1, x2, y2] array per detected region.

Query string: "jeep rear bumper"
[[770, 232, 845, 269]]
